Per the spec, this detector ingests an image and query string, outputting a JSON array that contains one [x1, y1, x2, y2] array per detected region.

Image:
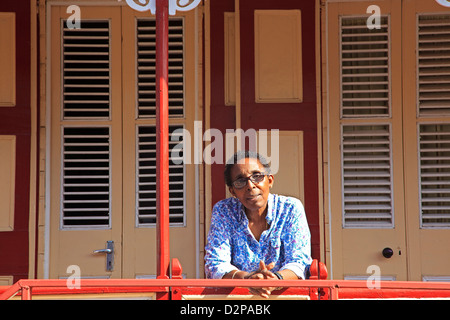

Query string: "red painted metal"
[[308, 259, 328, 280], [2, 278, 450, 300], [171, 258, 183, 280], [308, 260, 329, 299], [155, 0, 171, 285], [0, 279, 169, 300], [0, 282, 21, 300]]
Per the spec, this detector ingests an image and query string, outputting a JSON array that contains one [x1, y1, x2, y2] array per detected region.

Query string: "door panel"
[[260, 130, 305, 204], [327, 0, 408, 280], [327, 0, 450, 280], [50, 5, 200, 279], [121, 7, 198, 278], [402, 0, 450, 280], [50, 6, 123, 278], [0, 12, 15, 106]]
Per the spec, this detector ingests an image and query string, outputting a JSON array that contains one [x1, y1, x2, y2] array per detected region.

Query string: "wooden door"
[[121, 7, 199, 279], [49, 6, 123, 279], [49, 4, 201, 279], [326, 0, 450, 281], [402, 0, 450, 281], [327, 0, 408, 280]]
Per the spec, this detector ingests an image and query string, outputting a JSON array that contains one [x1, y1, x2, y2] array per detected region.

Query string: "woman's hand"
[[244, 261, 279, 299]]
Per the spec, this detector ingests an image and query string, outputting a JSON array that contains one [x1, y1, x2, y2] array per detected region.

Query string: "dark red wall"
[[0, 0, 32, 282], [209, 0, 320, 260]]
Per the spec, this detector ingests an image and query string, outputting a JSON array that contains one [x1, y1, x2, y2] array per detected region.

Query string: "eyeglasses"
[[231, 173, 267, 189]]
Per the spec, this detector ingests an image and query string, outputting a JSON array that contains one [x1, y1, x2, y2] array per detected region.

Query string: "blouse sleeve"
[[279, 199, 312, 279], [204, 203, 237, 279]]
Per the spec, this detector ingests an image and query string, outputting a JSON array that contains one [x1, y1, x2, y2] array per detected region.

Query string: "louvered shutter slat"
[[62, 20, 111, 119], [340, 16, 390, 118], [342, 125, 394, 228], [62, 127, 111, 228], [419, 124, 450, 227], [137, 125, 185, 226], [137, 18, 185, 118], [418, 15, 450, 116]]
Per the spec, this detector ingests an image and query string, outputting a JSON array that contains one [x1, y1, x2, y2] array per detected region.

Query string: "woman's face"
[[228, 157, 274, 214]]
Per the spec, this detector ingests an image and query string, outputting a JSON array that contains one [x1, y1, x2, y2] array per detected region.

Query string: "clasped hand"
[[244, 261, 280, 298]]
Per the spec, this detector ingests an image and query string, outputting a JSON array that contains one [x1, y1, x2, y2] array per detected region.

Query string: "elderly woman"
[[204, 151, 312, 298]]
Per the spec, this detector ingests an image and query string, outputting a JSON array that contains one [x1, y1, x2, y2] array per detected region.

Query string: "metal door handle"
[[93, 241, 114, 271], [93, 248, 112, 254]]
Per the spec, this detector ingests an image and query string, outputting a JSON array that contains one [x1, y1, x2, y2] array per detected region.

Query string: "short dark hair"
[[224, 150, 271, 187]]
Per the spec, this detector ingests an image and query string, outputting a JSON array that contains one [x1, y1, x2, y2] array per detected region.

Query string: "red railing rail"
[[2, 278, 450, 300]]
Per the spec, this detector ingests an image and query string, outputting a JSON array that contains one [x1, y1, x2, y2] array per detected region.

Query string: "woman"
[[204, 151, 312, 298]]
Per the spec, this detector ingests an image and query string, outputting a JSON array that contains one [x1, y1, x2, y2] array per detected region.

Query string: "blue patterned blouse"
[[204, 193, 312, 279]]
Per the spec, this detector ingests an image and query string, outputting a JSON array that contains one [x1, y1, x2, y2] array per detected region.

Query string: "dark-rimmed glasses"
[[231, 172, 267, 189]]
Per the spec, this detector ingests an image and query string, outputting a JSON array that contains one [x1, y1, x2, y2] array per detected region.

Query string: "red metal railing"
[[2, 278, 450, 300], [2, 259, 450, 300]]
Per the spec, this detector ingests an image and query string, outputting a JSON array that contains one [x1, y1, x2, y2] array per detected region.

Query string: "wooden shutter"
[[62, 20, 111, 119], [137, 17, 185, 118], [61, 127, 111, 228], [417, 13, 450, 228], [418, 14, 450, 116], [137, 125, 185, 226], [340, 16, 390, 118], [419, 123, 450, 228], [60, 18, 113, 228], [342, 124, 394, 228], [339, 15, 394, 228]]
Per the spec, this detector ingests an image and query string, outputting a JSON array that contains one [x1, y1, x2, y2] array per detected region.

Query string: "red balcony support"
[[2, 278, 450, 300], [155, 0, 170, 289]]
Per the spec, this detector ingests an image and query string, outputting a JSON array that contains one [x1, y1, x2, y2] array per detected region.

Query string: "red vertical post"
[[21, 286, 32, 300], [155, 0, 170, 284]]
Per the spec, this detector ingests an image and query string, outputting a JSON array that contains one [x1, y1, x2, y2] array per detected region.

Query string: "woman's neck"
[[245, 207, 268, 241], [245, 206, 267, 223]]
